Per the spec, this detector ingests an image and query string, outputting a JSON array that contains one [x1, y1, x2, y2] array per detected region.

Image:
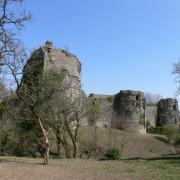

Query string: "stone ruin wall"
[[88, 94, 113, 128], [157, 98, 179, 127], [145, 104, 157, 128], [93, 93, 179, 133], [112, 90, 146, 133], [42, 41, 82, 98], [22, 41, 180, 133]]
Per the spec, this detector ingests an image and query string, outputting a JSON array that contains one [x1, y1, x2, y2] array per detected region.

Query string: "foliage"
[[88, 98, 101, 126], [105, 147, 121, 160], [148, 127, 167, 135], [148, 126, 180, 144], [164, 126, 180, 144], [106, 96, 114, 103], [0, 123, 14, 155]]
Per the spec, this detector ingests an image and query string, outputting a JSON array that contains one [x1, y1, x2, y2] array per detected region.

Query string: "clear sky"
[[20, 0, 180, 98]]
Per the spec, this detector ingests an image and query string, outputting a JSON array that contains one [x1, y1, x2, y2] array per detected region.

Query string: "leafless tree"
[[4, 48, 56, 164], [41, 72, 88, 158], [0, 0, 31, 67], [173, 61, 180, 95], [145, 92, 162, 105]]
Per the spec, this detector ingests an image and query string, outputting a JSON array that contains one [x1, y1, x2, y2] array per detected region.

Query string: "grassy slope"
[[0, 128, 180, 180], [79, 127, 178, 159], [0, 156, 180, 180]]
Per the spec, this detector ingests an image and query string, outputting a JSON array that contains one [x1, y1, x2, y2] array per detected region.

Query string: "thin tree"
[[0, 0, 31, 66], [4, 48, 56, 164]]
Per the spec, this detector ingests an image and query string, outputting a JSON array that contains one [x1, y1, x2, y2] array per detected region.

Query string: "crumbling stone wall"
[[43, 41, 81, 98], [157, 98, 179, 127], [22, 41, 82, 99], [112, 90, 146, 133], [88, 94, 113, 128], [145, 104, 157, 128]]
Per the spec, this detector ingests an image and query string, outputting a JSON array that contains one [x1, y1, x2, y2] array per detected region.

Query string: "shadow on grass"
[[122, 154, 180, 162], [0, 157, 44, 165], [154, 136, 170, 144]]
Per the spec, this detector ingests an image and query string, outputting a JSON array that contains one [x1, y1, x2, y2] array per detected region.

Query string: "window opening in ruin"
[[173, 104, 177, 111], [136, 95, 140, 101]]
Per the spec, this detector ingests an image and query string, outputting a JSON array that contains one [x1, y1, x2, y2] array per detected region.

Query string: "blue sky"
[[21, 0, 180, 98]]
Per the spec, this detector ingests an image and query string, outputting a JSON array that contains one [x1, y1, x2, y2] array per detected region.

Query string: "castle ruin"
[[157, 98, 179, 127], [112, 90, 146, 133], [21, 41, 180, 133], [21, 41, 82, 99]]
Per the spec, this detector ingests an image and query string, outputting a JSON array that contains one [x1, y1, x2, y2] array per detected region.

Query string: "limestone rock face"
[[113, 90, 146, 133], [157, 98, 179, 127]]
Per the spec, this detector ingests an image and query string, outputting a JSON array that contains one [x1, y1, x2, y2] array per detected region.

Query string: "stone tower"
[[113, 90, 146, 133], [157, 98, 179, 127], [21, 41, 82, 98]]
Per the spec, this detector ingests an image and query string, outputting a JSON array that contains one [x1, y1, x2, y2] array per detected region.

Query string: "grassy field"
[[0, 128, 179, 180], [0, 156, 180, 180]]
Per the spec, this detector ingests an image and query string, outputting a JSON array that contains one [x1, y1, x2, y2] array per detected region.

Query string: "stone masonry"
[[112, 90, 146, 133], [157, 98, 179, 127]]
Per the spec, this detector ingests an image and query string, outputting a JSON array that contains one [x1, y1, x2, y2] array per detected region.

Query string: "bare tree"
[[41, 72, 88, 159], [4, 48, 57, 164], [173, 61, 180, 94], [0, 0, 31, 66], [88, 98, 101, 152], [145, 92, 162, 105]]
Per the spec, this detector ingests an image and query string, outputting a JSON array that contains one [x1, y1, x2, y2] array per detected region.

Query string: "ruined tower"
[[21, 41, 82, 98], [157, 98, 179, 127], [113, 90, 146, 133]]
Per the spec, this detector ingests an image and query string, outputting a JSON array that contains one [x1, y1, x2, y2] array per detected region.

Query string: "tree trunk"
[[38, 117, 49, 165], [61, 127, 72, 158], [57, 137, 61, 158], [55, 127, 71, 159], [64, 119, 79, 158], [94, 124, 97, 151]]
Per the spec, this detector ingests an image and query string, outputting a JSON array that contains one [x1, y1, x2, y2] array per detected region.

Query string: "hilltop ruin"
[[20, 41, 180, 133]]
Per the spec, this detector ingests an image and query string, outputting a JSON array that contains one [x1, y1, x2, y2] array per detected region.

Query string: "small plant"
[[105, 147, 121, 160], [106, 96, 114, 103], [164, 126, 180, 144], [48, 52, 53, 63]]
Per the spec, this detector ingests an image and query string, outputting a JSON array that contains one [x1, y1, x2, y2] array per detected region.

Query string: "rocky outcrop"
[[113, 90, 146, 133], [157, 98, 179, 127]]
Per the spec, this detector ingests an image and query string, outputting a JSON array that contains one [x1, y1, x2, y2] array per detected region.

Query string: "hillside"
[[79, 127, 178, 159]]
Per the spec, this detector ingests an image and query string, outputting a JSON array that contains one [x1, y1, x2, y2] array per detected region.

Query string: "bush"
[[164, 126, 180, 144], [148, 127, 166, 135], [106, 96, 114, 103], [105, 147, 121, 160]]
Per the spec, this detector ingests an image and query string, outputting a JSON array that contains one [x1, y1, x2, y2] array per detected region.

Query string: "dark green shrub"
[[106, 96, 114, 103], [164, 126, 180, 144], [148, 127, 166, 135], [105, 147, 121, 160]]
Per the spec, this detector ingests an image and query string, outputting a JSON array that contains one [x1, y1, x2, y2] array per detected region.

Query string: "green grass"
[[0, 155, 180, 180]]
